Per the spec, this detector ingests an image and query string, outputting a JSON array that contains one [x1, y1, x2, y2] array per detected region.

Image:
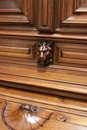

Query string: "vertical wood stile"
[[42, 0, 48, 26], [36, 0, 55, 32]]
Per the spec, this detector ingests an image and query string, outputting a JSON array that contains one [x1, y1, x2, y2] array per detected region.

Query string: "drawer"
[[0, 38, 38, 64], [1, 102, 87, 130], [0, 87, 87, 130], [54, 43, 87, 68]]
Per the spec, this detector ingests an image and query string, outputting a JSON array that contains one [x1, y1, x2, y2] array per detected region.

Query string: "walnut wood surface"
[[0, 0, 87, 99], [0, 87, 87, 130], [0, 1, 87, 129]]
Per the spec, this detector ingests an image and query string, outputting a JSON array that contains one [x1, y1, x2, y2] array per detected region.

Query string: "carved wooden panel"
[[1, 99, 87, 130], [36, 0, 55, 32], [1, 101, 53, 130], [54, 42, 87, 68], [56, 0, 87, 33], [0, 0, 35, 26], [0, 38, 38, 64]]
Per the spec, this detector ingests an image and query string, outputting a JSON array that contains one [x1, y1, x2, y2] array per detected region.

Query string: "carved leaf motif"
[[1, 101, 53, 130]]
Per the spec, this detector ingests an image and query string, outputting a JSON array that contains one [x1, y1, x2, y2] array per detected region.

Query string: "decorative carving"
[[20, 104, 40, 113], [57, 113, 66, 122], [1, 101, 53, 130], [38, 41, 53, 66], [56, 0, 87, 33]]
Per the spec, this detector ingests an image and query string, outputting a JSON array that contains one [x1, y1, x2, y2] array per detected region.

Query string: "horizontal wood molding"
[[0, 61, 87, 99]]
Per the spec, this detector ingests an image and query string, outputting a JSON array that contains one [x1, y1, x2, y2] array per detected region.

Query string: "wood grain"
[[0, 1, 87, 129]]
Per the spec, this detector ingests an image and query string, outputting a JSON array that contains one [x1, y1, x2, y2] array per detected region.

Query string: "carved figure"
[[38, 41, 53, 66]]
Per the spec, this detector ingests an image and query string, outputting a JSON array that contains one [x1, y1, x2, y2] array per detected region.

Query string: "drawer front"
[[0, 94, 87, 130], [54, 43, 87, 67], [0, 38, 38, 64]]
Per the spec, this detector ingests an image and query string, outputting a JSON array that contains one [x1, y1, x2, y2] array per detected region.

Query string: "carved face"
[[38, 42, 52, 66]]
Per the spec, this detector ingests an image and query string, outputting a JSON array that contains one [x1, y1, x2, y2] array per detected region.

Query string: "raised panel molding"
[[0, 38, 38, 65], [0, 0, 35, 26], [56, 0, 87, 33], [17, 0, 34, 25], [74, 0, 87, 11], [54, 42, 87, 68], [36, 0, 55, 32]]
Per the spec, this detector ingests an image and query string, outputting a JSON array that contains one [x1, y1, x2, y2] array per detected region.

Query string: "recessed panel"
[[0, 38, 38, 64], [54, 43, 87, 68]]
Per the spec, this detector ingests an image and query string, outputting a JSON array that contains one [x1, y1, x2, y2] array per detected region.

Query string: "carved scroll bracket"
[[38, 41, 53, 66], [20, 104, 40, 113], [1, 101, 53, 130]]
